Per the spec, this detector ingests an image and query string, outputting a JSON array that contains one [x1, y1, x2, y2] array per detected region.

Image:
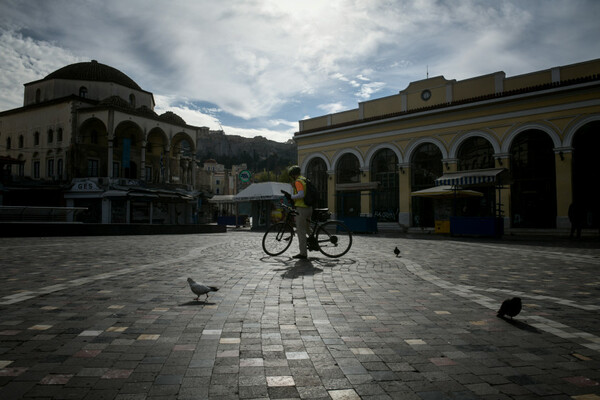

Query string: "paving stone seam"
[[404, 258, 600, 353], [0, 241, 221, 306], [445, 240, 600, 264]]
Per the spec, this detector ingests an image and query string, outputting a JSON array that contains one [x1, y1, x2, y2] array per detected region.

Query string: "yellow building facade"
[[294, 58, 600, 232]]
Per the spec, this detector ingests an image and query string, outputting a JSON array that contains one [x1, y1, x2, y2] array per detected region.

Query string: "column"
[[443, 158, 458, 173], [360, 168, 371, 216], [495, 153, 511, 227], [107, 110, 114, 178], [107, 139, 114, 178], [140, 139, 146, 181], [554, 148, 573, 229], [398, 163, 411, 227], [327, 170, 336, 217]]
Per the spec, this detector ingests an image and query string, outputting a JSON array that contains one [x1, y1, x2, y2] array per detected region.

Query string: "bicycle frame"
[[264, 201, 352, 258]]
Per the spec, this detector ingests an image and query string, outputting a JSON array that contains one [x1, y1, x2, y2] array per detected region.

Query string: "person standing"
[[568, 201, 584, 239], [286, 165, 312, 259]]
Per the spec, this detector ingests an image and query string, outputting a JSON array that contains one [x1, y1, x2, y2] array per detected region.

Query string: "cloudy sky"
[[1, 0, 599, 142]]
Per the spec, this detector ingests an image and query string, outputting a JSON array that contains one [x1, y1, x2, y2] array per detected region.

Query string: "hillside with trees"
[[196, 130, 297, 175]]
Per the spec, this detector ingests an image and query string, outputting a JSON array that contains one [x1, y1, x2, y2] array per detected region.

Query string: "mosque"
[[0, 60, 207, 224]]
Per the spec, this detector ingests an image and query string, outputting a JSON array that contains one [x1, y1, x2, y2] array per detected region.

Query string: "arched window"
[[18, 135, 24, 148], [57, 128, 63, 142], [370, 149, 399, 221], [572, 121, 600, 229], [510, 130, 556, 228], [336, 154, 360, 184], [79, 86, 88, 98], [457, 137, 495, 170], [57, 159, 64, 180], [336, 153, 361, 217], [6, 137, 11, 150], [129, 93, 136, 107], [48, 129, 54, 144], [34, 131, 40, 146], [306, 157, 327, 208], [410, 143, 443, 227]]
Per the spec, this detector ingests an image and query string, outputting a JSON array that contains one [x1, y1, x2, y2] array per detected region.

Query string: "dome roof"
[[44, 60, 142, 91], [99, 95, 132, 109], [159, 111, 186, 126], [137, 105, 158, 118]]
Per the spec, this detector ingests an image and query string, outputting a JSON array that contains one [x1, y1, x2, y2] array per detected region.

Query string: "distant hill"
[[196, 130, 297, 172]]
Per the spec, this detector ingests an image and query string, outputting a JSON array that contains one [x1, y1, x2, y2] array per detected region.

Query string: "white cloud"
[[318, 102, 348, 114], [1, 0, 600, 143], [0, 28, 81, 110]]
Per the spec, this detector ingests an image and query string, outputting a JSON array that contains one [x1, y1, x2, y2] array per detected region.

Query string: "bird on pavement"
[[187, 278, 219, 301], [497, 297, 522, 319], [394, 246, 401, 257]]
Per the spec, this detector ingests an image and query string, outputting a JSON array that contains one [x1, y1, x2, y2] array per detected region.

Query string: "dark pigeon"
[[187, 278, 219, 301], [497, 297, 522, 319], [394, 246, 400, 257]]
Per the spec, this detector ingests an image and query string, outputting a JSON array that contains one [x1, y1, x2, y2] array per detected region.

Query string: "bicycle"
[[262, 201, 353, 258]]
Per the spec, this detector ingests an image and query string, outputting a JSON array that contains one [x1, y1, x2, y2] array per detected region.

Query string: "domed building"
[[0, 60, 210, 225]]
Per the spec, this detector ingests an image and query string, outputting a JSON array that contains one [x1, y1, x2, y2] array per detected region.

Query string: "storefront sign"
[[239, 170, 251, 182], [72, 180, 101, 191]]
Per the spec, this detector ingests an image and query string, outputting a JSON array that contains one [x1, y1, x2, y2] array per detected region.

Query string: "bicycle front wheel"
[[262, 222, 295, 256], [315, 221, 352, 258]]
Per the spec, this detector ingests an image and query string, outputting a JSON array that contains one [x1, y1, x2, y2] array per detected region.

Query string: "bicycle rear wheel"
[[262, 222, 295, 256], [315, 221, 352, 258]]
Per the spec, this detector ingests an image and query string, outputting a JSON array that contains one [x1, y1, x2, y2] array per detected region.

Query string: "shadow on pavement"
[[498, 316, 542, 333], [275, 259, 323, 279], [178, 300, 216, 306]]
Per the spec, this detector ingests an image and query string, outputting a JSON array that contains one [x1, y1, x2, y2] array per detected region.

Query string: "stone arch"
[[146, 128, 169, 155], [170, 132, 196, 185], [404, 137, 448, 162], [449, 130, 501, 159], [171, 132, 196, 156], [114, 120, 144, 179], [332, 148, 365, 170], [78, 117, 108, 145], [364, 143, 403, 166], [146, 128, 169, 183], [501, 122, 561, 153], [563, 114, 600, 148], [300, 152, 331, 173]]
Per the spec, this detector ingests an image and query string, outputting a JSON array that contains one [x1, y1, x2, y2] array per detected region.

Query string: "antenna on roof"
[[426, 65, 429, 79]]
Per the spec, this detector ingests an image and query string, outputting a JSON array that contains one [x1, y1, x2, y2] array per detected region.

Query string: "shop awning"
[[435, 168, 508, 186], [411, 185, 484, 199], [234, 182, 293, 202], [209, 195, 236, 204]]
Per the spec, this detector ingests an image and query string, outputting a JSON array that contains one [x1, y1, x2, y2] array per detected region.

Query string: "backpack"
[[302, 178, 319, 207]]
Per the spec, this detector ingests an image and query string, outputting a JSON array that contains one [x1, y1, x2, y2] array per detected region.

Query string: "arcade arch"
[[509, 129, 556, 228], [410, 142, 443, 227], [571, 120, 600, 229], [370, 148, 399, 222], [305, 156, 328, 208]]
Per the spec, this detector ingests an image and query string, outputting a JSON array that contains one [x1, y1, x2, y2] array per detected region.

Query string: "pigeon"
[[394, 246, 400, 257], [187, 278, 219, 301], [497, 297, 522, 319]]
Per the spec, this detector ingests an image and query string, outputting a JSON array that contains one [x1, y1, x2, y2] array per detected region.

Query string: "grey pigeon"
[[187, 278, 219, 301], [497, 297, 522, 319], [394, 246, 400, 257]]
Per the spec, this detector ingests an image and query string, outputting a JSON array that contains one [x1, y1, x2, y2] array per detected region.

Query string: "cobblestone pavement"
[[0, 231, 599, 399]]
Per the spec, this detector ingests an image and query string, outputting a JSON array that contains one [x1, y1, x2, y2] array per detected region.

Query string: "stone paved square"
[[0, 231, 599, 399]]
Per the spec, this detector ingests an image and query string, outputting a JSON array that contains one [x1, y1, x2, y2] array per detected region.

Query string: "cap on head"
[[288, 165, 301, 177]]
